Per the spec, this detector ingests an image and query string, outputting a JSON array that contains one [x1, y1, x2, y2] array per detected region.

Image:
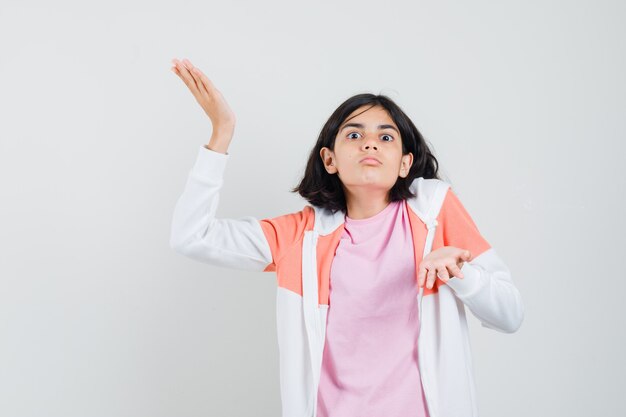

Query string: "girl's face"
[[320, 105, 413, 197]]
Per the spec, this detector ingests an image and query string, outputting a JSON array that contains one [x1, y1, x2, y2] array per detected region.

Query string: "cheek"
[[332, 145, 358, 164]]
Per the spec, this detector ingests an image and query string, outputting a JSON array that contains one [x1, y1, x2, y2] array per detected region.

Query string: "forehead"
[[347, 105, 393, 120], [341, 105, 395, 127], [337, 105, 400, 136]]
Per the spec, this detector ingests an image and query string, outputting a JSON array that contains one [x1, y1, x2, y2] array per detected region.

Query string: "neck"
[[344, 187, 391, 220]]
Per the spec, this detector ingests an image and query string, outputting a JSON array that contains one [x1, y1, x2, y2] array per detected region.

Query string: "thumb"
[[462, 250, 471, 261]]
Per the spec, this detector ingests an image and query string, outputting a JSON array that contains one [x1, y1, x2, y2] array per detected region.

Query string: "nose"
[[361, 135, 378, 150]]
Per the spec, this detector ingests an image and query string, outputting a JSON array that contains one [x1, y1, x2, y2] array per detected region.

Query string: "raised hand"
[[171, 58, 236, 133]]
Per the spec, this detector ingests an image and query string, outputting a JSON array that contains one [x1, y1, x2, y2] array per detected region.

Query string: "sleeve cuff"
[[445, 261, 487, 299], [190, 145, 230, 179]]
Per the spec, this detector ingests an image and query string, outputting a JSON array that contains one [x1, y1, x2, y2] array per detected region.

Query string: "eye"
[[346, 132, 395, 142]]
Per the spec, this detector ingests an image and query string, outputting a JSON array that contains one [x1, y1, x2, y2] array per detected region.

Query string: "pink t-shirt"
[[316, 199, 430, 417]]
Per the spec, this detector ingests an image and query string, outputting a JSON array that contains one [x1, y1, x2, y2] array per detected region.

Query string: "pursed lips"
[[360, 157, 381, 165]]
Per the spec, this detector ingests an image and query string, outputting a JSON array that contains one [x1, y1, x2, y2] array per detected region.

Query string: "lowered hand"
[[418, 246, 472, 289]]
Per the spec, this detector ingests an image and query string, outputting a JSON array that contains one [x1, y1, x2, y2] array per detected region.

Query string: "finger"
[[417, 264, 427, 288], [192, 67, 219, 97], [182, 57, 195, 69], [462, 250, 472, 261], [182, 59, 209, 99], [174, 59, 201, 95], [190, 68, 211, 100], [437, 265, 451, 282], [170, 58, 184, 79], [426, 267, 437, 289], [448, 263, 464, 279], [173, 59, 194, 87], [181, 59, 201, 91]]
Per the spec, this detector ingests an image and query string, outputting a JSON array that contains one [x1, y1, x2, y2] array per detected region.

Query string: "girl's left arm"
[[447, 247, 525, 333], [438, 188, 525, 334]]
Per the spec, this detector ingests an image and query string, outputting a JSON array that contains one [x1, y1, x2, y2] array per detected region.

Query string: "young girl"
[[169, 57, 524, 417]]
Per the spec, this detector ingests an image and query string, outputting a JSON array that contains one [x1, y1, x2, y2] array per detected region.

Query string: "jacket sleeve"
[[438, 187, 525, 334], [169, 145, 275, 272]]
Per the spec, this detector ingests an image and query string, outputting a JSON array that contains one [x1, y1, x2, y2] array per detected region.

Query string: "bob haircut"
[[291, 93, 442, 214]]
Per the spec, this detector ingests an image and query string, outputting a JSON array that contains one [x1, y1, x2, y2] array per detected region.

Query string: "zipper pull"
[[426, 218, 438, 230]]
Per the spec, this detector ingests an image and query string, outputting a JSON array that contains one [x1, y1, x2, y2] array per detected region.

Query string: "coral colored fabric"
[[316, 200, 430, 417]]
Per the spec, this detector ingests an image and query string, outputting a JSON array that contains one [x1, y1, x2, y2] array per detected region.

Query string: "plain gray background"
[[1, 0, 625, 416]]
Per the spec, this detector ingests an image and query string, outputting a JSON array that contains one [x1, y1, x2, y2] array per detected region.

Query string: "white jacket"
[[170, 145, 525, 417]]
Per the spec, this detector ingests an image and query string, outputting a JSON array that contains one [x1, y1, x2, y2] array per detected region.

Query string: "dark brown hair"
[[291, 93, 442, 214]]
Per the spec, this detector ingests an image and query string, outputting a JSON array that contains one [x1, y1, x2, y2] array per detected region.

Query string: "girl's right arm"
[[169, 143, 276, 271], [169, 58, 305, 272], [169, 58, 273, 271]]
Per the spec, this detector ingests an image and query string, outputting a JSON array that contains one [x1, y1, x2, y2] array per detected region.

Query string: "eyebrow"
[[339, 122, 399, 134]]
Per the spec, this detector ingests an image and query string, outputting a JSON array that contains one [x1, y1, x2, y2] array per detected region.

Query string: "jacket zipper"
[[418, 218, 439, 417], [417, 285, 434, 417], [311, 230, 322, 342], [307, 230, 322, 417]]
